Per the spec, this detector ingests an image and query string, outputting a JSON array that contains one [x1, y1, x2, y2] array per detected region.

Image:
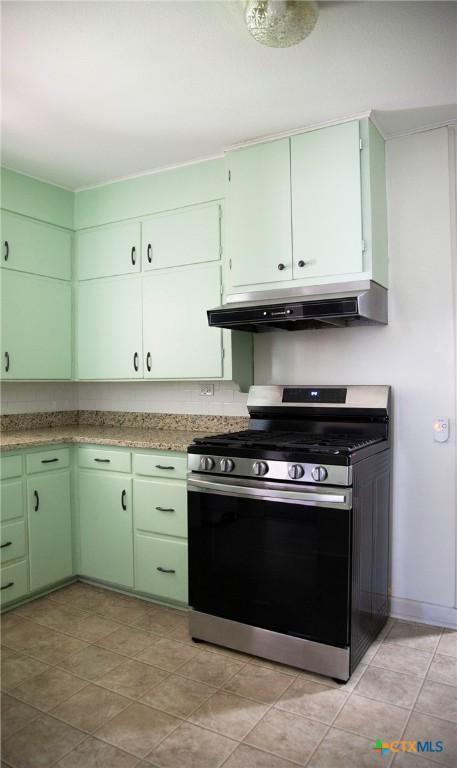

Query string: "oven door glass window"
[[188, 491, 351, 648]]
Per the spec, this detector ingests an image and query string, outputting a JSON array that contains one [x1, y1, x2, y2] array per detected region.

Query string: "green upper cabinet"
[[75, 221, 141, 280], [225, 138, 292, 288], [291, 121, 363, 281], [76, 276, 143, 379], [27, 470, 73, 591], [1, 211, 71, 281], [142, 202, 221, 271], [1, 271, 72, 380], [143, 262, 223, 379], [225, 118, 387, 293]]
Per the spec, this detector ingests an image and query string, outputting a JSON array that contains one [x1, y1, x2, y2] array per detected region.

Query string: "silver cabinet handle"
[[155, 506, 175, 513], [157, 566, 175, 574]]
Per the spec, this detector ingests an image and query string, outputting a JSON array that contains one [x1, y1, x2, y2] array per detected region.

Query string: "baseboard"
[[390, 596, 457, 629]]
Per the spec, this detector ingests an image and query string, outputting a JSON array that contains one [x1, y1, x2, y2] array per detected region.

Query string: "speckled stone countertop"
[[0, 426, 210, 453], [0, 411, 249, 453]]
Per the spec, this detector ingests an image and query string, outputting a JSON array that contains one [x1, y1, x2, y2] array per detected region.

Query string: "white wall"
[[0, 380, 248, 417], [255, 128, 457, 625]]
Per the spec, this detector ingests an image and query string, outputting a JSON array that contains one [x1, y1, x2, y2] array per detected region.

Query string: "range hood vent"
[[207, 281, 387, 332]]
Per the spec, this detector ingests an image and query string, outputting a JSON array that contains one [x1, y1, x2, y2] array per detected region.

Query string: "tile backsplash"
[[0, 381, 249, 417]]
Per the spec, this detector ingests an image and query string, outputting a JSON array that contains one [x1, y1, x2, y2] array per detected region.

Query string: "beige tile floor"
[[1, 582, 456, 768]]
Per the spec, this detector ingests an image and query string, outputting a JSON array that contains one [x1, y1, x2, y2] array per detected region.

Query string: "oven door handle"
[[187, 477, 352, 509]]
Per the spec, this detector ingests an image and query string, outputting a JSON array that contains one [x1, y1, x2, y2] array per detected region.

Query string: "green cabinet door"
[[76, 277, 143, 379], [1, 271, 72, 380], [226, 138, 292, 288], [1, 211, 72, 280], [75, 221, 141, 280], [291, 121, 363, 280], [142, 203, 220, 271], [27, 471, 73, 591], [79, 471, 133, 588], [143, 262, 222, 379]]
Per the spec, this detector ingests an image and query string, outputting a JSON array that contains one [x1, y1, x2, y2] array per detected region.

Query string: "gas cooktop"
[[192, 429, 384, 456]]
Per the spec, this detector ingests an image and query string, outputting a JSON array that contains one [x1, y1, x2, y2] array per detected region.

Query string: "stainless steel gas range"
[[187, 385, 391, 682]]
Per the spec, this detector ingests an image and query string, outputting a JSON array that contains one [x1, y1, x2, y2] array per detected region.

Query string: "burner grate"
[[193, 430, 383, 455]]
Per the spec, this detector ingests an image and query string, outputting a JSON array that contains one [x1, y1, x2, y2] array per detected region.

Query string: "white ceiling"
[[2, 1, 456, 190]]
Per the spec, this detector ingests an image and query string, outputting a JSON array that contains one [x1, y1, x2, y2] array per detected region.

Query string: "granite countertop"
[[0, 425, 208, 453]]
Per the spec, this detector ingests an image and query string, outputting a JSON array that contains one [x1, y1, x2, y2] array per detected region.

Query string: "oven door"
[[188, 475, 352, 648]]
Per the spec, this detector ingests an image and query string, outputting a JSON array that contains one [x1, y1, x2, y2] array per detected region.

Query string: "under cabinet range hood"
[[207, 280, 387, 332]]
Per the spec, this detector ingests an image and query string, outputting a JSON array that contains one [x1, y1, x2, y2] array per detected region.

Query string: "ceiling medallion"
[[244, 0, 319, 48]]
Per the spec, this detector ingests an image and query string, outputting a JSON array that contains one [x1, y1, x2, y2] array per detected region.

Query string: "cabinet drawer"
[[134, 452, 187, 480], [0, 560, 28, 605], [78, 447, 131, 473], [0, 479, 24, 522], [26, 448, 70, 475], [0, 520, 26, 564], [135, 534, 188, 604], [134, 479, 187, 538], [0, 455, 22, 480]]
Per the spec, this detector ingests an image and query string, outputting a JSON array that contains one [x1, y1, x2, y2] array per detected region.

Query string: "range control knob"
[[220, 458, 235, 473], [288, 464, 305, 480], [200, 456, 215, 471], [312, 465, 328, 482], [253, 461, 269, 476]]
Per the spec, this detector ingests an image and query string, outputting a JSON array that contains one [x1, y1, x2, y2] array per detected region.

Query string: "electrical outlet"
[[200, 384, 214, 396]]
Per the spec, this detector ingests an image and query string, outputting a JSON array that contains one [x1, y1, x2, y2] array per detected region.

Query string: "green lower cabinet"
[[0, 520, 26, 564], [27, 471, 73, 591], [1, 561, 28, 606], [0, 478, 24, 522], [135, 533, 188, 604], [79, 471, 133, 588], [134, 478, 187, 538]]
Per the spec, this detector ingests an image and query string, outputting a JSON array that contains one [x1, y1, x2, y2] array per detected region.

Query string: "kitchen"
[[1, 2, 456, 767]]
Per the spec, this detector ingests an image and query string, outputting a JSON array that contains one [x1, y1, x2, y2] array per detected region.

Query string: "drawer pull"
[[155, 465, 175, 471], [157, 566, 176, 574], [1, 581, 14, 590], [121, 490, 127, 511], [94, 458, 111, 463], [33, 490, 39, 511], [41, 458, 59, 464], [155, 506, 175, 513], [0, 542, 12, 549]]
